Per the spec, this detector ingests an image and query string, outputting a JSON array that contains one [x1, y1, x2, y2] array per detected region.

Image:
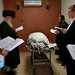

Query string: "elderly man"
[[0, 10, 20, 75]]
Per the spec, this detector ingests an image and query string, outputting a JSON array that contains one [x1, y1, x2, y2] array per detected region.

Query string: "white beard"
[[7, 20, 13, 28]]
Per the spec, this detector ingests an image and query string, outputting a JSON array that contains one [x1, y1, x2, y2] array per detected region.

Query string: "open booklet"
[[67, 44, 75, 60], [15, 26, 23, 32], [55, 26, 63, 30], [50, 29, 57, 34], [0, 36, 24, 51], [50, 26, 63, 34]]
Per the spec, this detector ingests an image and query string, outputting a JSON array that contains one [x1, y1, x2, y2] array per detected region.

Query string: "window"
[[24, 0, 42, 6]]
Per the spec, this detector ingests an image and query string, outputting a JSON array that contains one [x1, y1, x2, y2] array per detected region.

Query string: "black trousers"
[[66, 62, 75, 75], [62, 46, 75, 75]]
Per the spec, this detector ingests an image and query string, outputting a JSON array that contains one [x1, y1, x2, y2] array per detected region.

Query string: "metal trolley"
[[27, 48, 54, 75], [27, 32, 55, 75]]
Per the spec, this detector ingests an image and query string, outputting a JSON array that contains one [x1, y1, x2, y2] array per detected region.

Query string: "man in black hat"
[[0, 10, 20, 74]]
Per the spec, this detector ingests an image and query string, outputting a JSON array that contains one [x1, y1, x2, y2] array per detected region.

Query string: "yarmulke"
[[2, 10, 15, 18]]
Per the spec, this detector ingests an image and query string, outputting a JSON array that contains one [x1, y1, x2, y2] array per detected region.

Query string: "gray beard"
[[7, 20, 13, 28]]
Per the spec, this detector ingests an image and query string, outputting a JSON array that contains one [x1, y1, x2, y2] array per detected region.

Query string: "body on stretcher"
[[27, 32, 57, 75]]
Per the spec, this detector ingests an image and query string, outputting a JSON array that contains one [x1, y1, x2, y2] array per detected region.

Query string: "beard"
[[7, 19, 13, 28]]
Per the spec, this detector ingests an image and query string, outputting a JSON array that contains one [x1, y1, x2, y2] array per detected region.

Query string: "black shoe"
[[61, 62, 66, 66], [1, 67, 5, 72], [56, 58, 66, 66], [55, 50, 60, 55], [56, 58, 63, 63], [5, 70, 16, 75], [1, 66, 8, 74]]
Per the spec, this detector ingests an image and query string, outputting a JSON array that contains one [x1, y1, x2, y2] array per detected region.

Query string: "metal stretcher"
[[27, 32, 56, 75]]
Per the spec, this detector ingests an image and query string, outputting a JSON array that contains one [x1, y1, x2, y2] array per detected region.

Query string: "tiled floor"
[[0, 50, 67, 75], [51, 51, 67, 75], [16, 50, 67, 75]]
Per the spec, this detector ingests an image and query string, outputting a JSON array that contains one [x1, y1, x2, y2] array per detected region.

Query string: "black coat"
[[0, 21, 20, 69], [65, 20, 75, 44], [56, 21, 68, 47], [62, 20, 75, 64]]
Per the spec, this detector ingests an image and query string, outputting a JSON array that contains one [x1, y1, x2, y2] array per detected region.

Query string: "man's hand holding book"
[[1, 49, 8, 56]]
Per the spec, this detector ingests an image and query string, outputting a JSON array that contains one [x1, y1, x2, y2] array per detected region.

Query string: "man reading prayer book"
[[0, 10, 22, 74]]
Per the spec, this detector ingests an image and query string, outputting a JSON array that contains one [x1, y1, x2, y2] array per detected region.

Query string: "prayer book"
[[15, 26, 23, 32], [50, 29, 57, 34], [55, 26, 63, 30], [67, 44, 75, 60], [0, 36, 24, 51]]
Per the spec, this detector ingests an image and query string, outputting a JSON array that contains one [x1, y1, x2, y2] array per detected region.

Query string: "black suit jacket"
[[62, 20, 75, 64], [65, 20, 75, 44], [56, 21, 68, 47], [0, 21, 20, 68]]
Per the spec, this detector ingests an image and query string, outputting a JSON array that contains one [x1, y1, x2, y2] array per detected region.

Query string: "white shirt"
[[67, 18, 75, 30]]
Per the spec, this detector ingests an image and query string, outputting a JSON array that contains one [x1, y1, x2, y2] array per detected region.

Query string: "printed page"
[[0, 36, 14, 49], [55, 26, 63, 30], [50, 29, 57, 34], [15, 26, 23, 32], [5, 38, 24, 51], [67, 44, 75, 60]]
